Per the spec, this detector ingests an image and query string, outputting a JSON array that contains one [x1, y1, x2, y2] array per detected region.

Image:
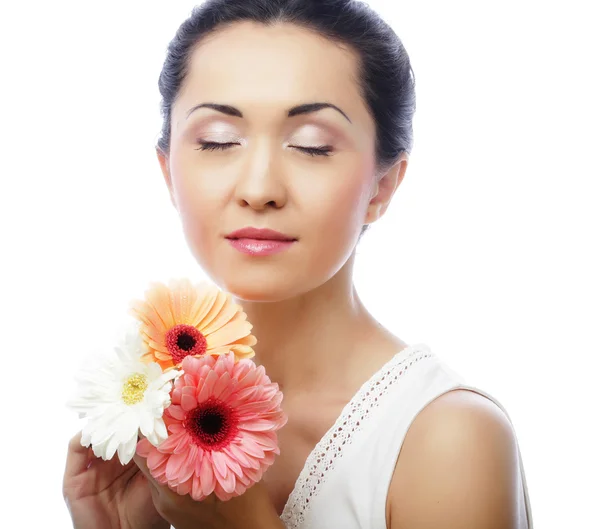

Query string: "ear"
[[156, 147, 178, 210], [364, 151, 409, 225]]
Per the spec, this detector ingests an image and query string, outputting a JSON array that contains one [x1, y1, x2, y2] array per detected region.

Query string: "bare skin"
[[64, 19, 527, 529], [155, 21, 410, 518], [247, 254, 409, 515], [62, 433, 168, 529]]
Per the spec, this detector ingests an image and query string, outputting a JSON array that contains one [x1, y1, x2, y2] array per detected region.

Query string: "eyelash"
[[194, 141, 333, 157]]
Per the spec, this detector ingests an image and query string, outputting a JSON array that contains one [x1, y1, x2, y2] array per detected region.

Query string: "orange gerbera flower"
[[129, 278, 256, 370]]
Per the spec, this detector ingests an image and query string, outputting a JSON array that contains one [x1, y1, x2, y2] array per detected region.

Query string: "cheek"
[[292, 159, 372, 284], [169, 156, 224, 268], [327, 180, 366, 232], [308, 163, 371, 244]]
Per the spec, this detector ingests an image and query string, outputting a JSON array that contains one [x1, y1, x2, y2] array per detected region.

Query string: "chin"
[[195, 240, 354, 303], [218, 276, 306, 303], [210, 262, 327, 303]]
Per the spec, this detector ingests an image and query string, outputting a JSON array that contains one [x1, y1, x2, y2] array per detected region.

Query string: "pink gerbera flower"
[[136, 352, 287, 501]]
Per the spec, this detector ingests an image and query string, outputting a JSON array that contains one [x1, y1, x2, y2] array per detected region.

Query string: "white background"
[[1, 0, 598, 527]]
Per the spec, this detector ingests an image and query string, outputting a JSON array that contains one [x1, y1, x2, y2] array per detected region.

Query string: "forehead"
[[173, 21, 372, 130]]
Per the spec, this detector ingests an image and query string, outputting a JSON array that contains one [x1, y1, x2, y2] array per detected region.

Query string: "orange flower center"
[[184, 397, 239, 450], [165, 324, 207, 364]]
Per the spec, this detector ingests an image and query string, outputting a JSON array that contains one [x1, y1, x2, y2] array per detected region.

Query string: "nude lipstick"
[[225, 227, 297, 256]]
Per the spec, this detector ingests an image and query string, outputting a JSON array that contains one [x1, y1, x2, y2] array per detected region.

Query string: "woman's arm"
[[387, 389, 526, 529]]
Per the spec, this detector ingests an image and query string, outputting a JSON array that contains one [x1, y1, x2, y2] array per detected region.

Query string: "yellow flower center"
[[121, 373, 148, 405]]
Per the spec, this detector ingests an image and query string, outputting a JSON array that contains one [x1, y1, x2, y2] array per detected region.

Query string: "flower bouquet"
[[67, 278, 287, 501]]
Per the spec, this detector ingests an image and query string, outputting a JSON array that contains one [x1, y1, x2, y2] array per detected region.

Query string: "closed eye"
[[195, 142, 238, 152], [194, 142, 333, 157]]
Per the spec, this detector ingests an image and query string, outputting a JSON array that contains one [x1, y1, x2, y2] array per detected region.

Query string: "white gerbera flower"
[[67, 321, 182, 465]]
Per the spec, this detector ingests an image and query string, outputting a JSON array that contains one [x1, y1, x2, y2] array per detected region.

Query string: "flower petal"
[[167, 405, 186, 421], [147, 446, 169, 470], [157, 430, 186, 453], [196, 370, 219, 403], [199, 298, 240, 336], [191, 474, 204, 501], [181, 394, 197, 412], [238, 418, 282, 432], [136, 438, 152, 457], [196, 289, 227, 330], [189, 283, 220, 328], [145, 282, 177, 330], [175, 478, 193, 496], [211, 372, 232, 401], [168, 278, 193, 324], [117, 434, 138, 465], [200, 453, 217, 497], [206, 320, 253, 349], [166, 451, 188, 482], [139, 411, 154, 437], [211, 450, 228, 479]]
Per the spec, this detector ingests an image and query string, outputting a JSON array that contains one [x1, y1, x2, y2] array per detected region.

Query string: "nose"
[[233, 140, 287, 210]]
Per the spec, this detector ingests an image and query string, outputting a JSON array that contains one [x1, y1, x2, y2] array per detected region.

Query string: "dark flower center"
[[184, 397, 239, 450], [165, 324, 207, 364]]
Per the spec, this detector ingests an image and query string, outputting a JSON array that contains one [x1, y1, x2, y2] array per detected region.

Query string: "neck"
[[232, 252, 387, 395]]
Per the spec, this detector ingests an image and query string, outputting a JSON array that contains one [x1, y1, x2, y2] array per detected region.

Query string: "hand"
[[63, 431, 169, 529], [133, 451, 285, 529]]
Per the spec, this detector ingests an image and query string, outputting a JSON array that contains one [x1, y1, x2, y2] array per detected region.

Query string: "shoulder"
[[386, 389, 524, 529]]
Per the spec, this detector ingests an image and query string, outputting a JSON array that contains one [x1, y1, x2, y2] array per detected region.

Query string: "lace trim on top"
[[280, 343, 433, 528]]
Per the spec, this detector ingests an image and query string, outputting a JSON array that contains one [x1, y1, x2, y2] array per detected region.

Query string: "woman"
[[63, 1, 533, 528]]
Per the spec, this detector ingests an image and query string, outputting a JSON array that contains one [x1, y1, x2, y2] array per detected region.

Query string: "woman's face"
[[158, 21, 404, 302]]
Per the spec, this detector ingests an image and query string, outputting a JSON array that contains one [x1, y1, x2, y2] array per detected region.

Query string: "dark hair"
[[156, 0, 416, 238]]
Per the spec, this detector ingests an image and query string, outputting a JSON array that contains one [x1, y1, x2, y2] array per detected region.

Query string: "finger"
[[131, 454, 163, 508], [64, 431, 93, 478], [133, 452, 159, 489], [133, 451, 181, 507]]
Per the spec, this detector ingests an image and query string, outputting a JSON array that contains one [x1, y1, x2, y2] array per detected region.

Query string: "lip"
[[227, 238, 295, 256], [225, 227, 296, 241]]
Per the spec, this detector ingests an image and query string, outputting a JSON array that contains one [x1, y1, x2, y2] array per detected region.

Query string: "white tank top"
[[280, 342, 533, 528]]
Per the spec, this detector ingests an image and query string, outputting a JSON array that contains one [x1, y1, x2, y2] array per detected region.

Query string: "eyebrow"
[[185, 102, 352, 124]]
